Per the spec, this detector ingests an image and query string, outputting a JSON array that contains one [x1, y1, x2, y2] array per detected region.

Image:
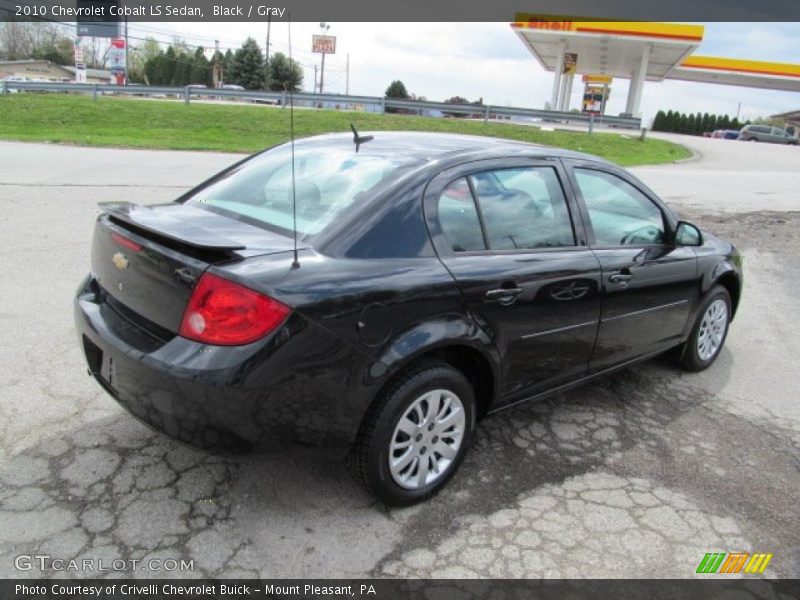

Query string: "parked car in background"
[[221, 84, 245, 91], [713, 129, 740, 140], [74, 132, 743, 505], [738, 124, 799, 145]]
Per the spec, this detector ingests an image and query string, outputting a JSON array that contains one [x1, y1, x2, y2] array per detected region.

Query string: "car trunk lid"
[[92, 202, 304, 333]]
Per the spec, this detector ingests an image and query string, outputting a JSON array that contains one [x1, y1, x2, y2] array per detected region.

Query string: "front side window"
[[469, 167, 575, 250], [574, 169, 666, 246]]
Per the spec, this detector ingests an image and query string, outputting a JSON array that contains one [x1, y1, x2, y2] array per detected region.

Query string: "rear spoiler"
[[98, 202, 246, 251]]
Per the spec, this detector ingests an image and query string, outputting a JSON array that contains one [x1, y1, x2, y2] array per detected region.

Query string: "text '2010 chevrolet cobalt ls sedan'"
[[75, 132, 742, 505]]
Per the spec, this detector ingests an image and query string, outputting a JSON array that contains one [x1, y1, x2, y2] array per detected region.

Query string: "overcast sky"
[[126, 22, 800, 123]]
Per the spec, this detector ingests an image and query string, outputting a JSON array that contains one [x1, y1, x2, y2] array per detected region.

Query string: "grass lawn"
[[0, 94, 691, 166]]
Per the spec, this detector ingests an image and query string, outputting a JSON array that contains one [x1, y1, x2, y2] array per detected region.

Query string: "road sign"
[[108, 38, 125, 74], [312, 35, 336, 54]]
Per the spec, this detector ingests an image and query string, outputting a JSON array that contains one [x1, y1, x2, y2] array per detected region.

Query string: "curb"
[[673, 145, 702, 164]]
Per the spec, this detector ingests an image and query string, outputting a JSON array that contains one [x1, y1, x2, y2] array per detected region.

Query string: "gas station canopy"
[[512, 19, 800, 117]]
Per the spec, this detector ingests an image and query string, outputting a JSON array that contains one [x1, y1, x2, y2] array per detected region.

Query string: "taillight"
[[179, 272, 290, 346]]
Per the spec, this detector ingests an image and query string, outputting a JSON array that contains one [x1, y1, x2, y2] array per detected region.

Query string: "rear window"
[[185, 144, 413, 236]]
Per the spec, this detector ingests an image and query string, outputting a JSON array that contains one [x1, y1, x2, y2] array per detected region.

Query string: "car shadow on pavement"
[[1, 351, 798, 578]]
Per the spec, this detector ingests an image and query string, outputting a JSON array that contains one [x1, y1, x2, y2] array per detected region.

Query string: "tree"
[[661, 110, 672, 132], [385, 80, 410, 99], [190, 47, 211, 86], [130, 37, 161, 83], [652, 110, 666, 131], [677, 113, 689, 134], [31, 37, 73, 65], [687, 113, 696, 135], [267, 52, 303, 92], [229, 37, 265, 90], [222, 49, 234, 83], [700, 113, 711, 134]]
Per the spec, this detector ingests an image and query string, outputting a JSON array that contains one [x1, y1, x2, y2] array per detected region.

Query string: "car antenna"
[[287, 16, 299, 269], [350, 124, 373, 153]]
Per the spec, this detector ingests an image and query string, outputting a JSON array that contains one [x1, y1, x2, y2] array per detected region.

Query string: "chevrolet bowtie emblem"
[[112, 252, 129, 271]]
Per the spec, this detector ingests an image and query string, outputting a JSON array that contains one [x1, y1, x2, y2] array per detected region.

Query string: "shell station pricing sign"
[[312, 35, 337, 54]]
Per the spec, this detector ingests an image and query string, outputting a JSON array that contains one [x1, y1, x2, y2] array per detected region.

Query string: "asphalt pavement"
[[0, 135, 798, 579]]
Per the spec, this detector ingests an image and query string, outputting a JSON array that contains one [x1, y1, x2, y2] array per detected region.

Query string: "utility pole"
[[346, 53, 349, 94], [124, 16, 129, 85], [264, 15, 271, 89], [213, 39, 221, 87], [318, 22, 329, 94], [320, 52, 326, 94]]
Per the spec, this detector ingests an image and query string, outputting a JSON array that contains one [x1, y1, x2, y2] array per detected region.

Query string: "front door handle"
[[485, 287, 523, 305]]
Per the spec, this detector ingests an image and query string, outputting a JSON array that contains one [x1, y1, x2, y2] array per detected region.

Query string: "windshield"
[[186, 144, 411, 236]]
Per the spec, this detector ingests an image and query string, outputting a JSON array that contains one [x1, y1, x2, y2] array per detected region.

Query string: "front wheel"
[[349, 361, 476, 506], [679, 286, 732, 371]]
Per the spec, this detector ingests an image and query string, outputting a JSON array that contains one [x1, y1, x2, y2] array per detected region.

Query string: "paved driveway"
[[0, 136, 797, 579]]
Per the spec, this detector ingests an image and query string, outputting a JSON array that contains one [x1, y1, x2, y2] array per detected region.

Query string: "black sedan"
[[75, 132, 742, 505]]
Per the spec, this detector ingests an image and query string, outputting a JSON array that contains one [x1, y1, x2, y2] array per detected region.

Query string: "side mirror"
[[675, 221, 703, 247]]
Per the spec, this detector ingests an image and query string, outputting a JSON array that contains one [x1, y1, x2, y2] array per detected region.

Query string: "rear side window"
[[437, 178, 486, 252], [574, 169, 665, 246], [470, 167, 575, 250], [185, 145, 414, 237]]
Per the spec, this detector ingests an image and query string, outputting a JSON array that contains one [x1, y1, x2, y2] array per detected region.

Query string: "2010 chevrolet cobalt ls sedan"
[[75, 132, 742, 505]]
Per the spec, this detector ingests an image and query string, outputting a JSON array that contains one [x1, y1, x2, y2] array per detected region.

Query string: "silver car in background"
[[738, 124, 799, 145]]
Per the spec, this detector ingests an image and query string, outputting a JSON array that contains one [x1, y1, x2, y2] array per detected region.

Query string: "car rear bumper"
[[74, 275, 363, 454]]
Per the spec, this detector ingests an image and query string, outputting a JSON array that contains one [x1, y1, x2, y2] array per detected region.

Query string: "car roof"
[[289, 131, 614, 169]]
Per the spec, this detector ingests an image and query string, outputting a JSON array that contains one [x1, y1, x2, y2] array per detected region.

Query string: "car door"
[[564, 161, 699, 372], [773, 128, 791, 144], [424, 158, 602, 404]]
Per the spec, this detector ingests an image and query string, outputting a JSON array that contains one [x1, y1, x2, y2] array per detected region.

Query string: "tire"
[[349, 361, 476, 506], [678, 285, 732, 372]]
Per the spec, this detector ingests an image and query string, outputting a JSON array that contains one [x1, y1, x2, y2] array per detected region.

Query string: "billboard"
[[312, 35, 337, 54], [76, 0, 121, 38]]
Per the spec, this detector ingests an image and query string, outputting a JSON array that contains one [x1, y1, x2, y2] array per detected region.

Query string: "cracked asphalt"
[[0, 135, 798, 579]]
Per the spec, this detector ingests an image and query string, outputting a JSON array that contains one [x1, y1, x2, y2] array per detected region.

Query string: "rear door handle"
[[485, 287, 523, 305], [609, 272, 634, 287]]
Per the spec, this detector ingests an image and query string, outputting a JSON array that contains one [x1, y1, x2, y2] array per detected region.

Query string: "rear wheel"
[[350, 361, 476, 506], [679, 286, 731, 371]]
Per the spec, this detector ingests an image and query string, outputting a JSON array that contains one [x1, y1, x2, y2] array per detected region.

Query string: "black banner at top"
[[1, 0, 799, 22]]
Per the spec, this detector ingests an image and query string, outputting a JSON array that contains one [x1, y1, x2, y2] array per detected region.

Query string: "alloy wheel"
[[388, 389, 465, 490], [697, 298, 728, 361]]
